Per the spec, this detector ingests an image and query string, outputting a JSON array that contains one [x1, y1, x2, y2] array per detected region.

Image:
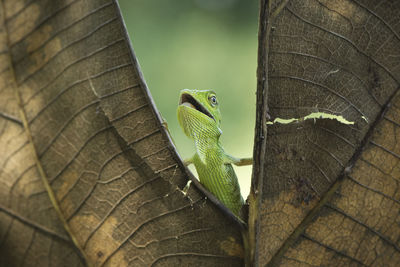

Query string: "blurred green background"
[[118, 0, 258, 199]]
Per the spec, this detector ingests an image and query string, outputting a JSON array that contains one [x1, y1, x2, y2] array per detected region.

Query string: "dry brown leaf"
[[253, 0, 400, 266], [0, 0, 242, 266]]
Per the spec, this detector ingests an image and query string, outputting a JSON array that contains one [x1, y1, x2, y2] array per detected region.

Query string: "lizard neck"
[[193, 131, 224, 164]]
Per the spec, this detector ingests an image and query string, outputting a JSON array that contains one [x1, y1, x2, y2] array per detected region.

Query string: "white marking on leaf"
[[267, 112, 355, 125]]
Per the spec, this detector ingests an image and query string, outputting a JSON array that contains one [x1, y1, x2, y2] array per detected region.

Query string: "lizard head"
[[177, 89, 222, 139]]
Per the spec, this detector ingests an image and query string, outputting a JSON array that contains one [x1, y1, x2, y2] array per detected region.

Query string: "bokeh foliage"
[[118, 0, 258, 198]]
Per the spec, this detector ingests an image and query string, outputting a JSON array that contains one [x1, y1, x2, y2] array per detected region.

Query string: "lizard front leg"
[[223, 154, 253, 166]]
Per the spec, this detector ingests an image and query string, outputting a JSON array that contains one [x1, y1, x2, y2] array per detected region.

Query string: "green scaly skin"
[[177, 89, 252, 217]]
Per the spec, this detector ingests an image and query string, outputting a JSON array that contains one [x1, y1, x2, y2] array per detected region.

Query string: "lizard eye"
[[209, 95, 218, 106]]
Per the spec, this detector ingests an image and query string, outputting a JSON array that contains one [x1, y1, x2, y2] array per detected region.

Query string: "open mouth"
[[179, 93, 214, 121]]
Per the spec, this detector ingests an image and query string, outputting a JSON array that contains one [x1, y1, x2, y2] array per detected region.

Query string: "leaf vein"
[[347, 174, 400, 205], [286, 6, 399, 84], [0, 204, 69, 242], [326, 203, 400, 252], [102, 197, 203, 266], [302, 233, 367, 266], [83, 175, 162, 248], [271, 50, 382, 106], [14, 1, 114, 68], [270, 74, 366, 117]]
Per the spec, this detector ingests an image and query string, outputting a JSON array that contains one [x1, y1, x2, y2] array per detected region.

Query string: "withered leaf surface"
[[253, 0, 400, 266], [0, 0, 243, 266]]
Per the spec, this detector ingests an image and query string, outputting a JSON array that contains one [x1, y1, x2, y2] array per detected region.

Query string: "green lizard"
[[177, 89, 252, 218]]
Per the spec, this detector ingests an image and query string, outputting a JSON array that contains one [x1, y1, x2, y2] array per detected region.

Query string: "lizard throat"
[[179, 93, 215, 121]]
